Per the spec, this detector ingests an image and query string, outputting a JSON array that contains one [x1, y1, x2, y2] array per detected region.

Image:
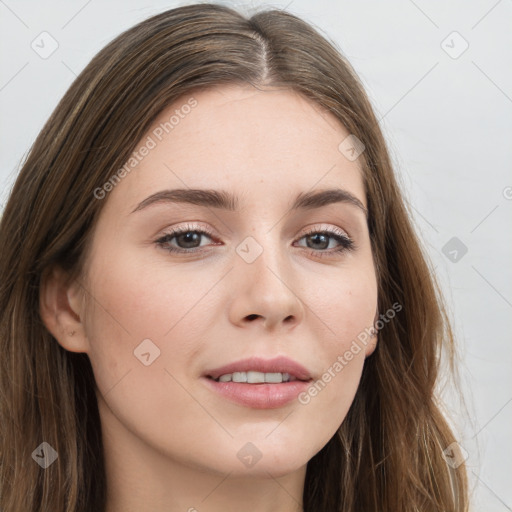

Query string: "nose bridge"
[[236, 223, 288, 285], [229, 225, 304, 330]]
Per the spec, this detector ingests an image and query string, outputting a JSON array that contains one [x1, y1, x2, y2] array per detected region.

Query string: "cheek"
[[296, 267, 376, 426], [82, 255, 218, 456], [85, 245, 209, 338], [82, 249, 220, 394], [303, 263, 377, 342]]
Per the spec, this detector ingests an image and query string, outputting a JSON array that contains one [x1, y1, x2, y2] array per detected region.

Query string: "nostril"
[[246, 314, 260, 321]]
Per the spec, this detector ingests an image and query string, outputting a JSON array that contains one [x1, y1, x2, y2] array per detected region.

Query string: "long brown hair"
[[0, 3, 468, 510]]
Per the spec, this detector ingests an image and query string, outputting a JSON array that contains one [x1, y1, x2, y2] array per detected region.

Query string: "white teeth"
[[263, 372, 282, 383], [246, 371, 265, 383], [215, 371, 297, 383], [232, 372, 247, 383]]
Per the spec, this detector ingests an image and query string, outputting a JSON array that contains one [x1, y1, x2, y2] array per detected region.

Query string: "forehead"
[[105, 84, 366, 215]]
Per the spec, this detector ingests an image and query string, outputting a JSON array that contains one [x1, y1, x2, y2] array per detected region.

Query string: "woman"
[[0, 3, 469, 511]]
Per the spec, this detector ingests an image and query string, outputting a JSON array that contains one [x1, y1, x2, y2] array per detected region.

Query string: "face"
[[71, 85, 378, 477]]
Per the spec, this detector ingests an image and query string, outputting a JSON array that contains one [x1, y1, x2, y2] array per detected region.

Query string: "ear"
[[39, 266, 90, 353], [365, 333, 378, 358], [364, 310, 379, 358]]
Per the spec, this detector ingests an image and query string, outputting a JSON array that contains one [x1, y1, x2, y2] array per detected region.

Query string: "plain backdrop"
[[1, 1, 511, 510]]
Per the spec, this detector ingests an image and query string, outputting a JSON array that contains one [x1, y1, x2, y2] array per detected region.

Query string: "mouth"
[[209, 371, 301, 383], [204, 355, 312, 383], [202, 356, 313, 409]]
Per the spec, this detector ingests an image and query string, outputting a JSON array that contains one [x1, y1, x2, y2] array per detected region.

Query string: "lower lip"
[[202, 377, 311, 409]]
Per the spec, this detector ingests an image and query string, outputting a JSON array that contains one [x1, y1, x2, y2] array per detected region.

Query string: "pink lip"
[[203, 379, 311, 409], [202, 356, 312, 409]]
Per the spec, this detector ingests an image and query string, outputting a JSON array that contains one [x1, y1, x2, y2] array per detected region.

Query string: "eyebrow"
[[131, 187, 368, 217]]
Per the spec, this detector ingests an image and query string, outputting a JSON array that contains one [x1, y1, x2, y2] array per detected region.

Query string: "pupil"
[[309, 233, 328, 250], [178, 232, 200, 248]]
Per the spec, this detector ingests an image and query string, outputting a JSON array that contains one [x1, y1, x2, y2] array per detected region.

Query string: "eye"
[[294, 226, 355, 258], [154, 223, 356, 258], [155, 223, 217, 254]]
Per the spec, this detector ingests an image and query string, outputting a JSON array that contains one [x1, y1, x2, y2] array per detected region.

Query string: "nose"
[[227, 237, 305, 332]]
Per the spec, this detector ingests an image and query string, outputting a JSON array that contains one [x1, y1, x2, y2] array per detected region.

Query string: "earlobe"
[[365, 333, 378, 357], [365, 310, 379, 357], [39, 266, 89, 353]]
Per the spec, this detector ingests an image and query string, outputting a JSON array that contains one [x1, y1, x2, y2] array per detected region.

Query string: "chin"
[[188, 437, 313, 478]]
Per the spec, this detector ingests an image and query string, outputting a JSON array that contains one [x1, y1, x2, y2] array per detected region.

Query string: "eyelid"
[[158, 222, 216, 238], [300, 224, 351, 239], [157, 222, 351, 240]]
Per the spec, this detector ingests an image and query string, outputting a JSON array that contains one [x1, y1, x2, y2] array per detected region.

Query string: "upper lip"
[[204, 356, 312, 381]]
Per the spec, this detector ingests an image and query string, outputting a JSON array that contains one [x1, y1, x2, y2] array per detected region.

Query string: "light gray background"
[[1, 1, 511, 510]]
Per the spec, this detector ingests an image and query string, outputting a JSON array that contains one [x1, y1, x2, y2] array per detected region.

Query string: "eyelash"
[[154, 223, 356, 259]]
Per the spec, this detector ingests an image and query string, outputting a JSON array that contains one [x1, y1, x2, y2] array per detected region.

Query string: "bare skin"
[[41, 84, 378, 512]]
